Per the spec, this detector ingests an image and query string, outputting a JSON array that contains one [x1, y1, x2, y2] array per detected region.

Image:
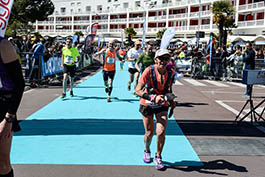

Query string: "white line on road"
[[216, 100, 265, 134], [184, 79, 206, 86], [174, 80, 183, 85], [203, 80, 229, 87], [228, 82, 245, 88]]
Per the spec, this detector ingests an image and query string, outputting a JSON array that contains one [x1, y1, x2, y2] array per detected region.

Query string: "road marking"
[[228, 82, 245, 88], [216, 100, 265, 134], [174, 80, 183, 85], [184, 79, 206, 86], [202, 91, 265, 95], [203, 80, 229, 87]]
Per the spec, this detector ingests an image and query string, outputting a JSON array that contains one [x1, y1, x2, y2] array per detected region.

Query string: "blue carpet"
[[11, 61, 202, 166]]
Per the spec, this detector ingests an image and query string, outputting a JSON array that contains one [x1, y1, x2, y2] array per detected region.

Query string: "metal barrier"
[[20, 52, 94, 86]]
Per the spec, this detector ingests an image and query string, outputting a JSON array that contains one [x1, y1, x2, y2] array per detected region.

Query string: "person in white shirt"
[[127, 40, 143, 91]]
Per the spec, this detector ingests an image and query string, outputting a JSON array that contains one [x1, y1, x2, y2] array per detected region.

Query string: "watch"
[[5, 115, 16, 123]]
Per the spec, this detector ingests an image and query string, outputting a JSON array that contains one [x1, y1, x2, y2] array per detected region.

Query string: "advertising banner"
[[42, 56, 63, 77], [0, 0, 14, 37]]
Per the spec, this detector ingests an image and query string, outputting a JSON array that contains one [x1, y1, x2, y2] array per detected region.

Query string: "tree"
[[212, 0, 236, 49], [124, 27, 137, 44], [7, 0, 55, 37], [156, 28, 167, 39]]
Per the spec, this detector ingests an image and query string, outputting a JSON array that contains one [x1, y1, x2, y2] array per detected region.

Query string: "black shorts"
[[0, 94, 21, 132], [103, 70, 115, 81], [139, 104, 169, 117], [128, 68, 139, 74], [63, 64, 76, 77]]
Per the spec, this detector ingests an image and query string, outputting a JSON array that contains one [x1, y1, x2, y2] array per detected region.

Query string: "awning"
[[255, 41, 265, 45]]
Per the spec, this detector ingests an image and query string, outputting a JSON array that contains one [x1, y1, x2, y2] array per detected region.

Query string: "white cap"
[[155, 48, 170, 58], [8, 37, 13, 41]]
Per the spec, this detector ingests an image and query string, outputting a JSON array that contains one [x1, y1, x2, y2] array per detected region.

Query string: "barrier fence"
[[20, 52, 94, 85]]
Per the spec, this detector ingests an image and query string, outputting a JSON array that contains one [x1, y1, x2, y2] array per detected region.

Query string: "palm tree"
[[212, 0, 236, 48], [156, 28, 167, 39], [124, 27, 137, 44]]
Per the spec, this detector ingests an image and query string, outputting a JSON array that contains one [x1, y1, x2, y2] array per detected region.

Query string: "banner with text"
[[0, 0, 14, 37], [41, 56, 63, 77]]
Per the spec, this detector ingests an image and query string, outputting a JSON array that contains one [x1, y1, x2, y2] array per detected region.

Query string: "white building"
[[34, 0, 265, 39]]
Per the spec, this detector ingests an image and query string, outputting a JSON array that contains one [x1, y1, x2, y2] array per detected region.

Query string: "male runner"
[[127, 40, 143, 91], [61, 38, 80, 98], [95, 39, 118, 102], [0, 37, 25, 177], [135, 49, 176, 170]]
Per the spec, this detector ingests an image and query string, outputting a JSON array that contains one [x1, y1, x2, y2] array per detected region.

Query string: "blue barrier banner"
[[42, 56, 63, 77]]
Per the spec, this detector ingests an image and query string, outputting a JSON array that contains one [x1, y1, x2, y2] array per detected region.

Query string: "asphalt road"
[[13, 61, 265, 177]]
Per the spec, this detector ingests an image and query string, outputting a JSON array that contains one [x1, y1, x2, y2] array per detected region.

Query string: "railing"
[[174, 26, 188, 31], [190, 12, 200, 17], [147, 27, 165, 32], [148, 15, 167, 21], [238, 2, 265, 11], [38, 21, 55, 25], [97, 29, 108, 32], [134, 28, 143, 32], [128, 17, 145, 22], [110, 18, 127, 23], [201, 10, 211, 17], [169, 13, 188, 19], [55, 21, 72, 24], [74, 20, 90, 24], [189, 25, 199, 31], [109, 29, 124, 32], [92, 19, 108, 23], [200, 24, 210, 30], [237, 19, 265, 27]]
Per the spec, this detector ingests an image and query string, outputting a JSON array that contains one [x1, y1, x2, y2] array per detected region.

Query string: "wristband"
[[142, 93, 151, 101]]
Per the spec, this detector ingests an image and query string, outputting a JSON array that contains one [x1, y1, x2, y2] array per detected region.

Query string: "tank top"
[[103, 49, 116, 71], [0, 37, 14, 91]]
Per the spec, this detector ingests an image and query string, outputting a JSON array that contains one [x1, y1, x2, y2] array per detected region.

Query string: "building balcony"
[[238, 2, 265, 11], [74, 20, 90, 24], [109, 29, 124, 32], [169, 13, 188, 19], [237, 19, 265, 27], [148, 15, 167, 21], [174, 26, 188, 31], [147, 27, 165, 33], [190, 10, 211, 18], [92, 19, 108, 23], [98, 29, 108, 32], [200, 24, 211, 30], [134, 28, 143, 32], [55, 21, 72, 24], [129, 17, 145, 22], [110, 18, 127, 23], [38, 21, 55, 25]]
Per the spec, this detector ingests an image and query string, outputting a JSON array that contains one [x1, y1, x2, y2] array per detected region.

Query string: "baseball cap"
[[155, 48, 170, 58]]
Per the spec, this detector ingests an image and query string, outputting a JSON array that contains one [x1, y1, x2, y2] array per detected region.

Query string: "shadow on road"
[[166, 159, 248, 175]]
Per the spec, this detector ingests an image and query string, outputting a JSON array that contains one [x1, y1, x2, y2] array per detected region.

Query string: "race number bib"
[[107, 57, 115, 64], [128, 61, 136, 68], [65, 56, 73, 64]]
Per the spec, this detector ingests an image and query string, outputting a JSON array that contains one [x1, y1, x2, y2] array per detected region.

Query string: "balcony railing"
[[237, 19, 265, 27], [147, 27, 165, 32], [190, 12, 200, 17], [55, 21, 72, 24], [92, 19, 108, 23], [110, 18, 127, 23], [129, 17, 145, 22], [169, 13, 188, 19], [148, 15, 167, 21], [174, 26, 188, 31], [109, 29, 124, 32], [189, 25, 199, 31], [200, 24, 210, 30], [74, 20, 90, 24], [238, 2, 265, 11], [190, 11, 211, 18], [98, 29, 108, 32], [38, 21, 55, 25]]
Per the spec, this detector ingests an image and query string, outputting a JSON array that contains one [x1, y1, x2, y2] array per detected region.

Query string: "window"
[[71, 2, 74, 6], [78, 8, 81, 12], [60, 7, 66, 13], [97, 5, 102, 11], [135, 1, 140, 7], [77, 2, 81, 6], [123, 2, 129, 8], [86, 6, 91, 12], [108, 0, 111, 2]]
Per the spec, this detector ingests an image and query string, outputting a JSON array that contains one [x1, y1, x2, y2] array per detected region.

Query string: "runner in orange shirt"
[[135, 49, 176, 170], [95, 40, 118, 102]]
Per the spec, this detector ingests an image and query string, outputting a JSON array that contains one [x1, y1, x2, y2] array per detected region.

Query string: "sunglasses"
[[66, 40, 72, 43], [158, 56, 170, 61]]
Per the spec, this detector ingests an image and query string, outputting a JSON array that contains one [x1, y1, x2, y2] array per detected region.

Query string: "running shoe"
[[107, 96, 111, 102], [61, 93, 66, 98], [242, 93, 250, 98], [105, 87, 109, 93], [70, 91, 74, 97], [143, 150, 151, 163], [153, 156, 165, 170]]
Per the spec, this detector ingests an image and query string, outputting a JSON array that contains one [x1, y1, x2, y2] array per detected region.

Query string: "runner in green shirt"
[[136, 44, 155, 73]]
